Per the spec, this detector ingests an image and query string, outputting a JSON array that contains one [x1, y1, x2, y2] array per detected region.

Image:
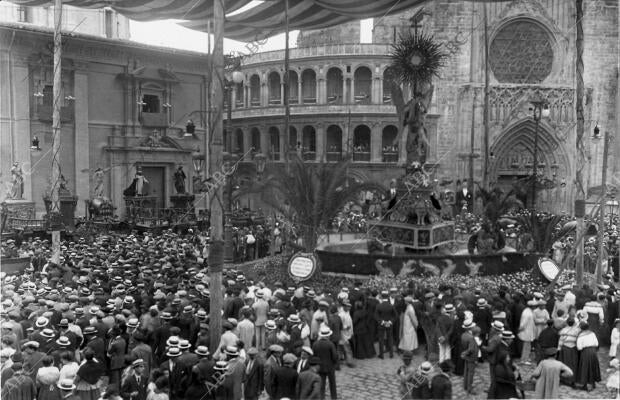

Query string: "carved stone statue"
[[390, 80, 434, 167], [92, 167, 110, 198], [174, 166, 186, 194], [8, 162, 24, 200]]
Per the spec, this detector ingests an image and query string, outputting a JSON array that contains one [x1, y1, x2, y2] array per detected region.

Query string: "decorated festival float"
[[315, 32, 548, 279]]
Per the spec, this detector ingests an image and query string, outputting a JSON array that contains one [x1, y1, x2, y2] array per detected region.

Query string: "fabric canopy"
[[8, 0, 435, 41], [9, 0, 504, 41]]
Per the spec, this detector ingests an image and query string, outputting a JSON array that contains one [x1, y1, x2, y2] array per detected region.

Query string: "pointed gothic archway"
[[489, 119, 571, 212]]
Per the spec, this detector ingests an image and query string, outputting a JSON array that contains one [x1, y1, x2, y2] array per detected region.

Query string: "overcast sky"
[[129, 18, 373, 54]]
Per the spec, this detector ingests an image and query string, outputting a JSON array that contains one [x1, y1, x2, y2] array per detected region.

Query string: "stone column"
[[316, 123, 325, 161], [370, 122, 382, 162], [373, 76, 381, 104], [298, 78, 303, 103], [342, 77, 347, 104], [74, 65, 90, 215], [231, 86, 237, 109], [350, 77, 356, 104], [280, 82, 284, 105], [318, 78, 326, 104]]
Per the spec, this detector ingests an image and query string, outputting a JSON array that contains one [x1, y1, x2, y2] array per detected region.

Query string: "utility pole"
[[50, 0, 63, 264], [209, 0, 225, 353], [575, 0, 586, 286]]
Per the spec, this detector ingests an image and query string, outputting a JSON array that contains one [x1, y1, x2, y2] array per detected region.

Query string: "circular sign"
[[538, 257, 560, 282], [288, 252, 317, 282]]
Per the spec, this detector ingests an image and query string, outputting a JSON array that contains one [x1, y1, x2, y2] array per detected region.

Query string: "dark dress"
[[576, 332, 601, 387], [352, 308, 372, 359], [451, 314, 465, 376], [557, 346, 578, 386], [492, 362, 518, 399]]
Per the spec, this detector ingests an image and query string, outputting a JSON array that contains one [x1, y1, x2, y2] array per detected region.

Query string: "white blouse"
[[576, 331, 599, 350]]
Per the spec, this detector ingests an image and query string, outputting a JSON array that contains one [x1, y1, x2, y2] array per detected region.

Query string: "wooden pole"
[[209, 0, 225, 353], [575, 0, 586, 286], [482, 2, 490, 189], [283, 0, 290, 168], [51, 0, 63, 264], [596, 132, 610, 284]]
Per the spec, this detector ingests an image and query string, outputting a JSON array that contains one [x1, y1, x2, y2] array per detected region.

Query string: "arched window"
[[289, 126, 298, 151], [353, 125, 371, 162], [288, 71, 299, 104], [383, 67, 396, 104], [326, 125, 343, 162], [382, 125, 399, 163], [249, 74, 261, 107], [326, 67, 343, 104], [301, 69, 316, 104], [302, 125, 316, 161], [234, 128, 244, 155], [251, 127, 261, 155], [354, 66, 372, 104], [234, 83, 244, 108], [268, 126, 280, 160], [268, 71, 281, 105]]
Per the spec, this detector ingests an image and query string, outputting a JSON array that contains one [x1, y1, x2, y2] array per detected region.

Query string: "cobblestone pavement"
[[332, 348, 617, 400]]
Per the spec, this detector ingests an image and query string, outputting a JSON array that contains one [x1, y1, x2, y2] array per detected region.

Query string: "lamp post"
[[529, 99, 550, 210], [223, 151, 234, 263]]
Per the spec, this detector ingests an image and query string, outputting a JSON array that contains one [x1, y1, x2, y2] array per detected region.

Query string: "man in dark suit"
[[312, 327, 338, 400], [295, 346, 313, 374], [375, 290, 397, 358], [460, 320, 479, 395], [454, 179, 473, 214], [120, 359, 148, 400], [159, 347, 187, 400], [243, 347, 264, 400], [84, 327, 106, 365], [296, 356, 322, 400], [21, 341, 45, 382], [107, 327, 127, 386], [272, 353, 299, 400]]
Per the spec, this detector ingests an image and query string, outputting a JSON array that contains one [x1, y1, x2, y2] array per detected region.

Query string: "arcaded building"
[[230, 1, 619, 214]]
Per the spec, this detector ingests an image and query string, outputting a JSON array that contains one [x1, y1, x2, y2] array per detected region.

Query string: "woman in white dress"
[[398, 296, 419, 352], [518, 299, 537, 365]]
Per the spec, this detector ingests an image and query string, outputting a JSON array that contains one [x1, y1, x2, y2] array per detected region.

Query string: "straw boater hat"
[[287, 314, 301, 323], [501, 330, 515, 340], [268, 344, 284, 353], [265, 320, 277, 330], [224, 346, 239, 357], [195, 346, 210, 356], [166, 347, 182, 358], [214, 361, 228, 371], [462, 320, 476, 329], [57, 379, 76, 391], [491, 321, 504, 331], [419, 361, 434, 375], [131, 359, 145, 368], [319, 326, 333, 338]]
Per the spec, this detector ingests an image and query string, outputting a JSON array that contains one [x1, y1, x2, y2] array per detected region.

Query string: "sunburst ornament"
[[390, 32, 447, 87]]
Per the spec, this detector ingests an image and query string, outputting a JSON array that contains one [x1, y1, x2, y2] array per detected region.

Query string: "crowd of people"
[[0, 230, 619, 400]]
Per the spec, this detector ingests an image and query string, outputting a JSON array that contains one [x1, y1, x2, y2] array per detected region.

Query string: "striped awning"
[[8, 0, 501, 42]]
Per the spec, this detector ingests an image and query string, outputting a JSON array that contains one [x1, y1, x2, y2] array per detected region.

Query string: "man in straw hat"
[[460, 319, 479, 395], [312, 326, 338, 400], [295, 356, 321, 400], [243, 347, 264, 400], [120, 359, 148, 400]]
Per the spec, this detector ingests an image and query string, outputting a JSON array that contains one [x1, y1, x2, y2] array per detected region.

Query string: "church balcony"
[[232, 103, 396, 119], [241, 43, 392, 65], [140, 112, 168, 127]]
